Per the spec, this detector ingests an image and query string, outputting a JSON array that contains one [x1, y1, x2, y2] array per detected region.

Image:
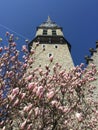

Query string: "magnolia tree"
[[0, 33, 98, 130]]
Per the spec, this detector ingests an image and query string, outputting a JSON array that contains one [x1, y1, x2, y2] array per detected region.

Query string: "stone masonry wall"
[[88, 48, 98, 101], [30, 42, 74, 71]]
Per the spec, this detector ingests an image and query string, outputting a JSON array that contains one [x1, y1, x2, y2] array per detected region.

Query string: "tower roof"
[[39, 16, 60, 28], [28, 17, 71, 52]]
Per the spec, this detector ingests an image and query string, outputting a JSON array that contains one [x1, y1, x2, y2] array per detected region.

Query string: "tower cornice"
[[28, 35, 71, 52]]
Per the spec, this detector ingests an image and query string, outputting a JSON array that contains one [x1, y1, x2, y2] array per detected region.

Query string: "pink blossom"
[[31, 49, 35, 54], [76, 72, 81, 77], [11, 56, 16, 61], [58, 106, 64, 111], [58, 106, 69, 113], [8, 94, 16, 101], [13, 98, 19, 106], [28, 82, 35, 90], [28, 58, 33, 64], [28, 109, 33, 119], [12, 87, 19, 95], [95, 110, 98, 115], [22, 45, 28, 52], [20, 120, 27, 130], [27, 124, 32, 130], [23, 104, 33, 112], [8, 71, 14, 77], [90, 63, 96, 68], [32, 86, 38, 93], [34, 107, 40, 116], [22, 55, 26, 60], [64, 120, 68, 125], [49, 56, 53, 62], [88, 77, 96, 81], [0, 35, 97, 130], [4, 46, 9, 51], [26, 75, 32, 81], [11, 42, 16, 47], [63, 107, 69, 113], [51, 100, 59, 107], [75, 112, 83, 122], [0, 121, 4, 126], [59, 70, 65, 75], [23, 63, 27, 68], [39, 68, 43, 76], [36, 86, 43, 97], [80, 63, 84, 67], [2, 126, 6, 130], [1, 63, 4, 67], [23, 106, 28, 112], [20, 93, 26, 99], [47, 91, 54, 100]]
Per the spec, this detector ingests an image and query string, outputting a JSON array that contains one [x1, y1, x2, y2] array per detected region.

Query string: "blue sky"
[[0, 0, 98, 65]]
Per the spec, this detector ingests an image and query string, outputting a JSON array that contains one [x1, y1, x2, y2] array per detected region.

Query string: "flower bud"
[[28, 82, 35, 90], [75, 112, 83, 122], [49, 56, 53, 62], [34, 107, 40, 117], [20, 120, 27, 130], [47, 91, 54, 100], [12, 87, 19, 95]]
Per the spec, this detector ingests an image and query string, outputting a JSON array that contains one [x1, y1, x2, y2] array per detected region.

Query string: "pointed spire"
[[47, 16, 52, 23], [39, 16, 60, 28]]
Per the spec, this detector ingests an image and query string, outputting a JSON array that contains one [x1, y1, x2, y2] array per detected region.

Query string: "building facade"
[[85, 41, 98, 101]]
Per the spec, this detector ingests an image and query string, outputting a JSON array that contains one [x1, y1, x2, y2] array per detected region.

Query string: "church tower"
[[28, 16, 74, 70]]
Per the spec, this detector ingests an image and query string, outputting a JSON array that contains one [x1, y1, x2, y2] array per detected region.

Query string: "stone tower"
[[28, 16, 74, 70]]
